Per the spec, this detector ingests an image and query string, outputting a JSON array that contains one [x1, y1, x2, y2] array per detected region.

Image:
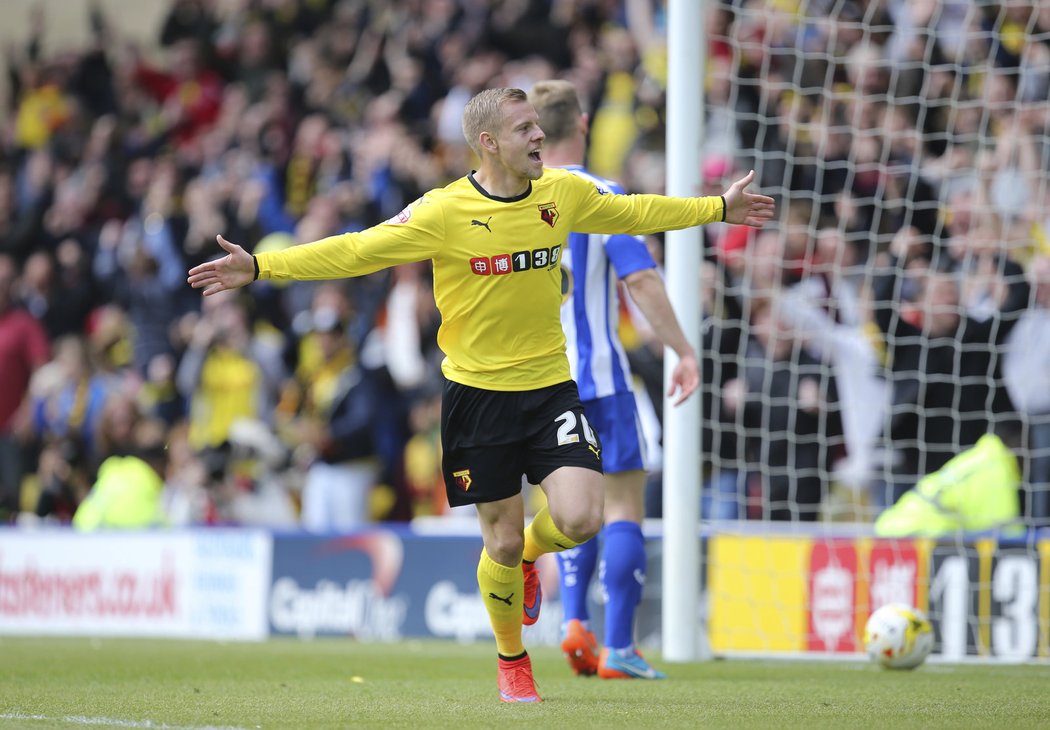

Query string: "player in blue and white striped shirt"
[[530, 80, 701, 680]]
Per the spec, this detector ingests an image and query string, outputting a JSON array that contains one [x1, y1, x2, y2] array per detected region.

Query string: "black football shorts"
[[441, 379, 604, 507]]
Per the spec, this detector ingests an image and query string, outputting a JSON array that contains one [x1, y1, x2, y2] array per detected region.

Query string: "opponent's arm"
[[623, 267, 699, 406]]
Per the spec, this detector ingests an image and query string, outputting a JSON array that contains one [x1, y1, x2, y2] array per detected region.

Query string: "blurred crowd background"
[[0, 0, 1048, 531]]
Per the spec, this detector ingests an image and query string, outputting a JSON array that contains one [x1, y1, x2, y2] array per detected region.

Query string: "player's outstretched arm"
[[187, 235, 256, 296], [722, 170, 776, 228]]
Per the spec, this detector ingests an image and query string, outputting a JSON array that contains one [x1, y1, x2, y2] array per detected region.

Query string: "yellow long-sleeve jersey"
[[256, 167, 724, 391]]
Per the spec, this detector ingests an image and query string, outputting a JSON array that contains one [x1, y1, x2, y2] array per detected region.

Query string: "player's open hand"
[[187, 235, 255, 296], [667, 351, 700, 407], [722, 170, 776, 228]]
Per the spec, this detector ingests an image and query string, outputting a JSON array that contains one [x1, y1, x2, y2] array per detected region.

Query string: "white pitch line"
[[0, 712, 253, 730]]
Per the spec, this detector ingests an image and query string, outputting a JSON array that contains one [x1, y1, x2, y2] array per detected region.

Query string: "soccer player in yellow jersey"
[[188, 87, 775, 703]]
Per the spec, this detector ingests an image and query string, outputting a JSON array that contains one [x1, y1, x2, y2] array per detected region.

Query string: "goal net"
[[643, 1, 1050, 662]]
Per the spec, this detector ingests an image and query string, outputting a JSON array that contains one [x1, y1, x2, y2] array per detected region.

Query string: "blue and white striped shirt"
[[559, 165, 657, 401]]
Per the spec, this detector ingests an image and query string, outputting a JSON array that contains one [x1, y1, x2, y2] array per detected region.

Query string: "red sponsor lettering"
[[0, 553, 178, 619], [869, 540, 919, 612], [491, 254, 512, 275], [470, 257, 490, 275], [807, 540, 858, 652]]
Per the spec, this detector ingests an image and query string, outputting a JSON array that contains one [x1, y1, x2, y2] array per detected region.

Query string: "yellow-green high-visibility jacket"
[[73, 455, 165, 531], [874, 434, 1020, 537]]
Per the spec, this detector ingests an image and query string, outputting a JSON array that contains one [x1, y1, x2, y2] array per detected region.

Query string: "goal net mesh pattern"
[[641, 1, 1050, 661], [688, 0, 1050, 528]]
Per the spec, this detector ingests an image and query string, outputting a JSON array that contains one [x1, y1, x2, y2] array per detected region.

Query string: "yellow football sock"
[[477, 549, 525, 657], [523, 506, 578, 562]]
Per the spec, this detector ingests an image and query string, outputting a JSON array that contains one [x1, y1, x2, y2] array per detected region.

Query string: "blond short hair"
[[529, 80, 582, 145], [461, 88, 529, 158]]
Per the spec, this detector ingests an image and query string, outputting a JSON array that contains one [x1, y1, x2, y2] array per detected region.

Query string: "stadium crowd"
[[1, 0, 1048, 530]]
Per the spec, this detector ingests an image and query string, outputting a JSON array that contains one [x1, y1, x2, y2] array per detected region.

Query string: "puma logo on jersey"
[[471, 217, 492, 232], [588, 444, 601, 460]]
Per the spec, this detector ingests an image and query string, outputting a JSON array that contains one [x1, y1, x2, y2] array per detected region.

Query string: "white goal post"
[[662, 0, 706, 663]]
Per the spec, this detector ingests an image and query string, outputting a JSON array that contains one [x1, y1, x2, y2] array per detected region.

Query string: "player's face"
[[495, 100, 545, 181]]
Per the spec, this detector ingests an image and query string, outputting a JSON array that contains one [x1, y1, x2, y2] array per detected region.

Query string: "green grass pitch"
[[2, 637, 1049, 729]]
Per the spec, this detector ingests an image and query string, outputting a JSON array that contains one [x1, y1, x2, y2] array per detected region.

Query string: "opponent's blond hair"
[[461, 88, 528, 158], [529, 80, 582, 144]]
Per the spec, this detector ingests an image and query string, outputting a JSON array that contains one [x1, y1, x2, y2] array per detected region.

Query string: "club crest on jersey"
[[452, 469, 472, 491], [538, 202, 559, 228]]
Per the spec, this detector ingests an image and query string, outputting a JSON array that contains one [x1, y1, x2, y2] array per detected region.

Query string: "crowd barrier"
[[1, 524, 1047, 662]]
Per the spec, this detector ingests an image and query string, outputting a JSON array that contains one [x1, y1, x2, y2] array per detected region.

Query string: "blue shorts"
[[582, 392, 644, 474]]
